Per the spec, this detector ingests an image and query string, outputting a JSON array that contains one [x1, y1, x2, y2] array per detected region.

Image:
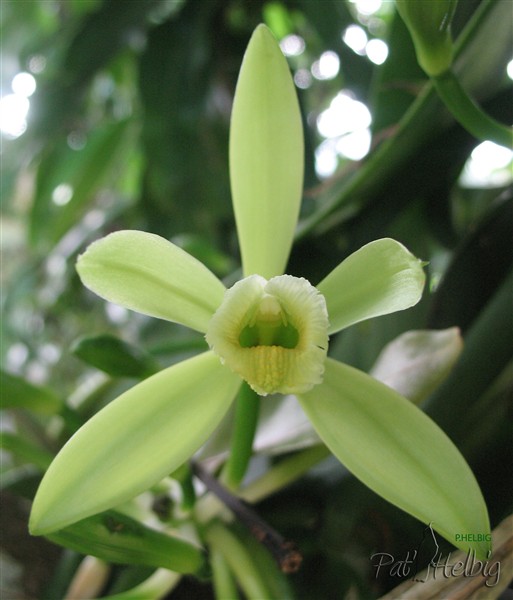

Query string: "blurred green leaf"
[[48, 510, 206, 575], [298, 0, 511, 238], [29, 118, 132, 248], [71, 334, 159, 379], [138, 1, 231, 239], [100, 569, 180, 600], [1, 370, 62, 415], [0, 432, 54, 471], [426, 268, 513, 441], [428, 195, 513, 332], [206, 522, 272, 600], [30, 0, 165, 137], [234, 525, 295, 600], [370, 11, 425, 134]]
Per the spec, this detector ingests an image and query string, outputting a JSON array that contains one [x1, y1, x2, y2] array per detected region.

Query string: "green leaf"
[[48, 510, 206, 574], [71, 334, 159, 379], [76, 230, 226, 333], [30, 352, 240, 534], [370, 327, 463, 405], [317, 238, 426, 335], [426, 269, 513, 443], [429, 197, 513, 333], [298, 358, 490, 558], [1, 370, 62, 415], [230, 24, 304, 279]]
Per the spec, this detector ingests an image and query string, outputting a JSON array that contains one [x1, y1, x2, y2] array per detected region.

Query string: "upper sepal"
[[230, 24, 304, 279]]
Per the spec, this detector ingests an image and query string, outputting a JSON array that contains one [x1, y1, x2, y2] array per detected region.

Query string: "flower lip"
[[206, 274, 329, 396]]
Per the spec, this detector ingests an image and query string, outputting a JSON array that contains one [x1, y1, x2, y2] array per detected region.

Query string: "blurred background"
[[1, 1, 512, 598]]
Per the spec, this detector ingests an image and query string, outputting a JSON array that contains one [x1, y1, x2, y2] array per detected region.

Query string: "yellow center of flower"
[[205, 275, 329, 396]]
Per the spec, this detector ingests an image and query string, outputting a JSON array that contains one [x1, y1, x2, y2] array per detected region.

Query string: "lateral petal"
[[77, 230, 226, 333], [317, 238, 425, 335]]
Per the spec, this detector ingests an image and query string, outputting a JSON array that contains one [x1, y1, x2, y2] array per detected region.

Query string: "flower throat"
[[238, 295, 299, 349]]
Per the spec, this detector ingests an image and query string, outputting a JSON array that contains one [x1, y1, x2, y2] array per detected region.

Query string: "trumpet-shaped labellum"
[[206, 274, 329, 395]]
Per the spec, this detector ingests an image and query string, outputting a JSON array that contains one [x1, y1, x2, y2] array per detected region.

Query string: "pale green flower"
[[29, 25, 490, 560]]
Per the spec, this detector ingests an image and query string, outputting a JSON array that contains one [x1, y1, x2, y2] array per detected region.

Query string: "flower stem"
[[432, 70, 512, 148], [241, 444, 330, 503], [222, 382, 260, 489]]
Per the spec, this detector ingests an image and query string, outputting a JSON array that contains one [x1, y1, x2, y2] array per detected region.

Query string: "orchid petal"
[[317, 238, 426, 335], [30, 352, 241, 534], [298, 358, 490, 558], [230, 24, 304, 279], [77, 230, 226, 333]]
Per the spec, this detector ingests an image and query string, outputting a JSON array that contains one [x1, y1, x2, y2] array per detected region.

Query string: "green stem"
[[222, 382, 260, 489], [295, 0, 500, 239], [205, 522, 271, 600], [241, 444, 330, 503], [211, 547, 240, 600], [169, 463, 196, 510], [433, 70, 512, 148], [101, 569, 180, 600]]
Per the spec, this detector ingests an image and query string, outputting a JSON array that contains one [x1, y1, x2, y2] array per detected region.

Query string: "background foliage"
[[1, 0, 512, 598]]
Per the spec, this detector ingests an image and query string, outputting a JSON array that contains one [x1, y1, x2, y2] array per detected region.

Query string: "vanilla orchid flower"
[[30, 25, 490, 559]]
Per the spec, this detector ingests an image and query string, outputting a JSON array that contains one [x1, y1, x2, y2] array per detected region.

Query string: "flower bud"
[[396, 0, 458, 76]]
